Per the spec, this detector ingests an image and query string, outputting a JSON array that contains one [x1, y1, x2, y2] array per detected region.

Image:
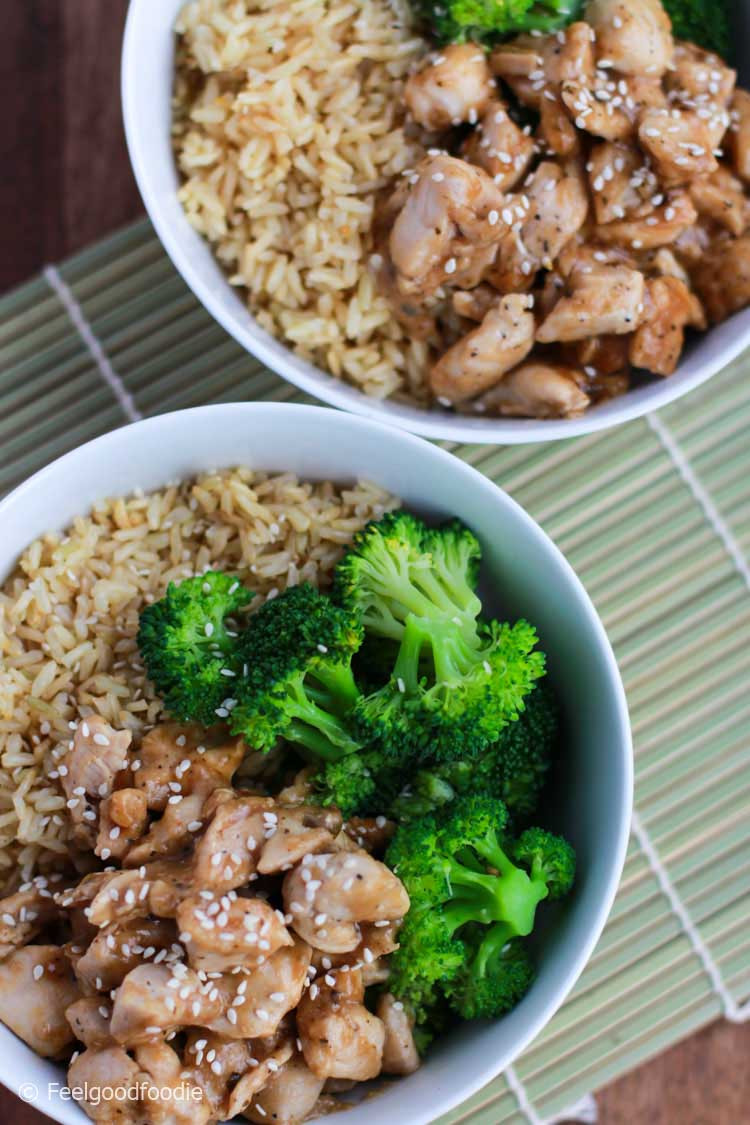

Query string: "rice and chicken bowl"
[[0, 466, 576, 1124], [174, 0, 750, 419]]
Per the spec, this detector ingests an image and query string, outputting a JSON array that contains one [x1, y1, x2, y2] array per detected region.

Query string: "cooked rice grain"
[[173, 0, 430, 401], [0, 470, 395, 888]]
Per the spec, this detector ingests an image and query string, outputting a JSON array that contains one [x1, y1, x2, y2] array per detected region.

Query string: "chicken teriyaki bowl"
[[0, 458, 594, 1125], [167, 0, 750, 422]]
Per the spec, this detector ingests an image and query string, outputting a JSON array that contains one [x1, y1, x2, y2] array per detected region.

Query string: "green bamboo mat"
[[2, 219, 749, 1125]]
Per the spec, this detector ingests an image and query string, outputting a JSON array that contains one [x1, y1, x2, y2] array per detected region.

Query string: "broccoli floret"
[[416, 0, 582, 45], [662, 0, 731, 58], [391, 682, 558, 821], [230, 583, 364, 760], [355, 615, 545, 761], [137, 571, 252, 725], [385, 796, 575, 1028], [334, 512, 482, 642]]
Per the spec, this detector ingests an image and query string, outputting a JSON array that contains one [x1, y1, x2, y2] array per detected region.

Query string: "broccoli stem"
[[284, 676, 362, 761], [393, 614, 482, 694], [472, 922, 516, 976], [442, 843, 549, 938], [310, 661, 361, 715]]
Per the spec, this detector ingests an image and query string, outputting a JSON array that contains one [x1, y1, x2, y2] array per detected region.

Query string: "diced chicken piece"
[[490, 32, 575, 109], [192, 795, 274, 893], [297, 969, 385, 1081], [0, 946, 79, 1057], [667, 42, 736, 107], [538, 93, 580, 157], [537, 264, 644, 342], [639, 107, 721, 184], [729, 89, 750, 182], [226, 1042, 297, 1119], [124, 791, 206, 867], [177, 893, 292, 974], [257, 805, 341, 875], [462, 100, 535, 189], [561, 78, 633, 142], [377, 993, 420, 1075], [68, 1047, 145, 1123], [452, 285, 499, 323], [473, 363, 591, 419], [185, 1032, 257, 1114], [595, 190, 697, 249], [431, 295, 535, 403], [691, 234, 750, 323], [65, 997, 115, 1050], [587, 141, 657, 225], [508, 159, 589, 277], [567, 332, 631, 377], [110, 962, 223, 1046], [61, 716, 132, 846], [649, 247, 690, 285], [134, 723, 245, 812], [387, 155, 509, 299], [629, 276, 704, 375], [584, 0, 673, 77], [205, 938, 311, 1040], [405, 43, 492, 131], [136, 1040, 212, 1125], [95, 787, 149, 862], [244, 1052, 326, 1125], [0, 877, 62, 958], [689, 168, 750, 236], [283, 851, 409, 954], [87, 858, 194, 928], [75, 917, 177, 992]]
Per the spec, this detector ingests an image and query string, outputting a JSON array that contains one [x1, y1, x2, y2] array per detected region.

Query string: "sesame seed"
[[444, 258, 457, 274]]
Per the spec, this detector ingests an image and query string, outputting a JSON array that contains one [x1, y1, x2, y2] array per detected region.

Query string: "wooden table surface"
[[1, 3, 749, 1123]]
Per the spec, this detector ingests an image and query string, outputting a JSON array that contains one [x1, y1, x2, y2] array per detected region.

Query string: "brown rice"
[[0, 469, 395, 889], [173, 0, 430, 402]]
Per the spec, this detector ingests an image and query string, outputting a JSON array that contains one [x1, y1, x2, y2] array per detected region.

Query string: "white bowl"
[[121, 1, 750, 444], [0, 403, 632, 1124]]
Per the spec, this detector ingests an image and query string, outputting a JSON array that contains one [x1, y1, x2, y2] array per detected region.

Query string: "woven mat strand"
[[1, 220, 749, 1125]]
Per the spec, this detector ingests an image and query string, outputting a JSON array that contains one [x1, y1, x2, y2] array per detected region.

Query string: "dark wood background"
[[1, 2, 749, 1123]]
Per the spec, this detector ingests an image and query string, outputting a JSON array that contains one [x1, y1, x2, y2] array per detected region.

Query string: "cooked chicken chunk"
[[638, 107, 721, 184], [257, 805, 341, 875], [629, 276, 704, 374], [75, 917, 177, 992], [135, 1040, 213, 1125], [62, 716, 132, 846], [225, 1040, 297, 1120], [473, 363, 591, 418], [667, 42, 735, 107], [431, 295, 535, 402], [691, 234, 750, 323], [452, 285, 498, 322], [134, 723, 245, 812], [186, 1032, 258, 1114], [405, 44, 493, 131], [595, 190, 697, 249], [537, 264, 645, 342], [177, 893, 292, 974], [387, 155, 508, 299], [587, 141, 656, 226], [205, 939, 311, 1039], [0, 877, 62, 959], [297, 969, 385, 1081], [244, 1053, 326, 1125], [110, 962, 223, 1046], [689, 168, 750, 236], [68, 1047, 145, 1123], [584, 0, 673, 77], [192, 795, 274, 893], [283, 851, 409, 954], [65, 996, 115, 1050], [96, 787, 148, 862], [377, 993, 420, 1075], [125, 791, 207, 867], [462, 100, 535, 189], [0, 946, 79, 1057], [86, 858, 194, 927], [730, 89, 750, 182]]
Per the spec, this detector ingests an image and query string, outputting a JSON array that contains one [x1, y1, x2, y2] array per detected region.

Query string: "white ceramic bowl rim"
[[0, 404, 633, 1124], [120, 0, 750, 444]]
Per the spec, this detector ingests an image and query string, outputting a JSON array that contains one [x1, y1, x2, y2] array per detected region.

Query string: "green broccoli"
[[385, 796, 575, 1028], [390, 682, 558, 822], [335, 513, 545, 761], [230, 583, 364, 760], [415, 0, 582, 46], [662, 0, 731, 58], [137, 571, 252, 726]]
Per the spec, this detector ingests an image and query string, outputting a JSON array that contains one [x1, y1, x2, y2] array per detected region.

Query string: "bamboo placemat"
[[1, 219, 749, 1125]]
